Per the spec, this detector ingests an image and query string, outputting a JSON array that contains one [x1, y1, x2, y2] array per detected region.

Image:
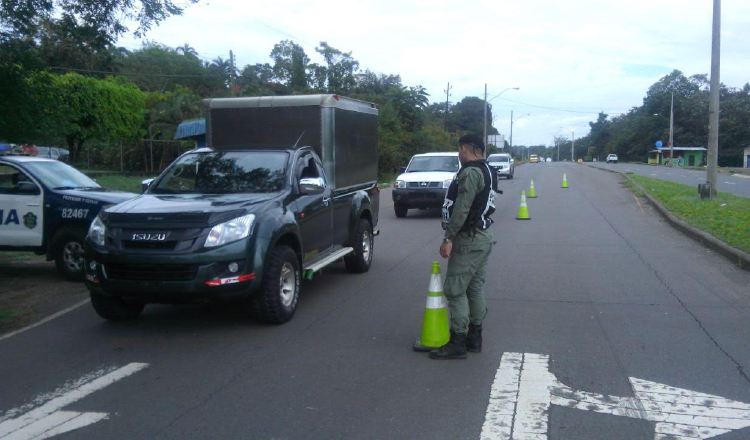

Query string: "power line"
[[495, 97, 626, 116]]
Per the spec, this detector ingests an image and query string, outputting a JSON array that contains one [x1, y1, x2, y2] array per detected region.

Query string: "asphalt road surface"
[[589, 161, 750, 198], [2, 163, 750, 440]]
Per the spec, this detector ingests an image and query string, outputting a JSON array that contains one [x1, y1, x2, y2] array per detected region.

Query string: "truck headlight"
[[87, 216, 106, 247], [204, 214, 255, 248], [443, 179, 453, 189], [395, 180, 406, 189]]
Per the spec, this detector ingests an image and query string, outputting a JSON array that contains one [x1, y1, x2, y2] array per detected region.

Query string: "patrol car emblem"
[[23, 212, 37, 229], [131, 233, 168, 241]]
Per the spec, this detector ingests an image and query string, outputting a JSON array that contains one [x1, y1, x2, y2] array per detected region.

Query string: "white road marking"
[[0, 363, 148, 439], [481, 352, 750, 440], [0, 299, 89, 342], [723, 181, 736, 185], [731, 174, 750, 179]]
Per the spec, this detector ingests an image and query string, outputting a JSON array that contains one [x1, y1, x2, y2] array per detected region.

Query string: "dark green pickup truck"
[[84, 95, 379, 324]]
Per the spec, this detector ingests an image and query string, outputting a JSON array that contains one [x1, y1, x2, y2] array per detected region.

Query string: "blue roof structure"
[[174, 119, 206, 140]]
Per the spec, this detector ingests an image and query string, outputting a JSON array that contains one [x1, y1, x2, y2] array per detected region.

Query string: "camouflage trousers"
[[444, 233, 493, 334]]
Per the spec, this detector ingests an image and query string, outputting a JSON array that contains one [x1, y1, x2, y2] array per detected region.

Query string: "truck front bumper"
[[392, 188, 447, 209], [84, 240, 261, 302]]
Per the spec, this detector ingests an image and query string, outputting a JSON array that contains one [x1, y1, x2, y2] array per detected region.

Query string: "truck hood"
[[58, 188, 137, 204], [396, 171, 457, 183], [107, 193, 278, 215]]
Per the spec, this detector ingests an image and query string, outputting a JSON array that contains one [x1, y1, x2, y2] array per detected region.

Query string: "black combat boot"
[[466, 323, 482, 353], [429, 332, 467, 360]]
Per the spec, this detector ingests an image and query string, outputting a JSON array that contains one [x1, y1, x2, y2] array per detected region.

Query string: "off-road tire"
[[345, 218, 373, 274], [90, 292, 144, 321], [52, 228, 86, 281], [394, 204, 408, 218], [251, 245, 300, 324]]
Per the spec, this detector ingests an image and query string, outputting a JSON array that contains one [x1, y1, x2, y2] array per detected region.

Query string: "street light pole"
[[706, 0, 721, 198], [669, 92, 674, 166], [571, 131, 575, 161], [509, 110, 514, 151]]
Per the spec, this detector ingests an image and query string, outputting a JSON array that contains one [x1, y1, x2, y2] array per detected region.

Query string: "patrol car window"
[[151, 151, 288, 194], [406, 156, 459, 173], [0, 164, 40, 195], [22, 161, 100, 190]]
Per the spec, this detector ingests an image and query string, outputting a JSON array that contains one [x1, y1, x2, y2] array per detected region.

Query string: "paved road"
[[2, 163, 750, 439], [589, 161, 750, 198]]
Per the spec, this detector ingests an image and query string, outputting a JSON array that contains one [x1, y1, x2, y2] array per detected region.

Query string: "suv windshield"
[[487, 155, 510, 162], [406, 155, 459, 173], [23, 161, 100, 189], [150, 151, 288, 194]]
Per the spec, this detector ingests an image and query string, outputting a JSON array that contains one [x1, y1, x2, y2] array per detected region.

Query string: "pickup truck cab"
[[392, 152, 459, 218], [0, 155, 135, 279], [85, 95, 379, 324]]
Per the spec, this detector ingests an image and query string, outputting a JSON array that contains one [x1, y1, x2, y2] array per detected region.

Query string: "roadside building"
[[174, 118, 206, 149], [744, 146, 750, 168], [648, 146, 707, 167]]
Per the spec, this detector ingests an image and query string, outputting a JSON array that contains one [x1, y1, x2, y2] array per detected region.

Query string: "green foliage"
[[628, 174, 750, 253], [94, 174, 147, 193]]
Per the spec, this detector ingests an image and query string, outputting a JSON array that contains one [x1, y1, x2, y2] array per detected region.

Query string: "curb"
[[587, 164, 750, 271]]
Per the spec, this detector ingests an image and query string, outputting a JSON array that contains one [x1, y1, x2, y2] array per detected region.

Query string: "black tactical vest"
[[442, 160, 497, 232]]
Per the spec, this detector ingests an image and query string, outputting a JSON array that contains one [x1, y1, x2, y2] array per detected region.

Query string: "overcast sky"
[[118, 0, 749, 147]]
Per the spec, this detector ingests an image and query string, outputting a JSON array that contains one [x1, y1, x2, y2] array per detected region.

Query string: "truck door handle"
[[26, 203, 40, 207], [322, 197, 331, 206]]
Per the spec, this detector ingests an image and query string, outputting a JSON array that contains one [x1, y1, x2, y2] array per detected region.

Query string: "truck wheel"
[[394, 204, 408, 218], [90, 293, 144, 321], [345, 218, 373, 274], [53, 228, 85, 281], [252, 245, 300, 324]]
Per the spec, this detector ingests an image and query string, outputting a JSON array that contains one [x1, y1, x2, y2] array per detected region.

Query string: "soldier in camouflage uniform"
[[431, 134, 496, 360]]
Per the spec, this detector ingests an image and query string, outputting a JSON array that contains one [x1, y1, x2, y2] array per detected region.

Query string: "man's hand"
[[440, 241, 452, 259]]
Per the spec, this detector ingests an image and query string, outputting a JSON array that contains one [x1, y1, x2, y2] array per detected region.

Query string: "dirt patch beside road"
[[0, 253, 88, 334]]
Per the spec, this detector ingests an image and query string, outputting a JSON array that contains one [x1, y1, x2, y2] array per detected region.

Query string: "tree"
[[270, 40, 309, 91], [314, 42, 359, 93]]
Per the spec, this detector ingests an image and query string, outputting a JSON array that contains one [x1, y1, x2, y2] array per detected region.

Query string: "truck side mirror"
[[16, 181, 40, 195], [399, 166, 407, 174], [299, 177, 325, 194], [141, 178, 155, 193]]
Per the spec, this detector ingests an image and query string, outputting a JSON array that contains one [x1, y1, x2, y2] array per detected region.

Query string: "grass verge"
[[628, 174, 750, 253], [93, 174, 146, 193], [0, 308, 22, 328]]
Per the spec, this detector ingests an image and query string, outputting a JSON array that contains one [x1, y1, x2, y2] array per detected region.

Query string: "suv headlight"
[[87, 215, 106, 247], [442, 179, 453, 189], [204, 214, 255, 248], [395, 180, 406, 189]]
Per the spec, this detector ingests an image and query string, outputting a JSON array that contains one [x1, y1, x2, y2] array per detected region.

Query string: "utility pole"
[[229, 50, 237, 95], [571, 131, 575, 161], [669, 92, 674, 166], [444, 82, 451, 129], [706, 0, 721, 198], [483, 83, 488, 147], [509, 110, 514, 150]]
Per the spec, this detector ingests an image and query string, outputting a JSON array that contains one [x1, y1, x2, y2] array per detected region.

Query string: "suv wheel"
[[53, 228, 85, 281], [90, 293, 144, 321], [394, 203, 408, 218], [345, 218, 373, 273], [252, 245, 300, 324]]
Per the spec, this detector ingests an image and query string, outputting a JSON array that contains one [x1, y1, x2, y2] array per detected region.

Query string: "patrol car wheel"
[[90, 293, 144, 321], [53, 230, 85, 281], [252, 245, 300, 324], [394, 203, 408, 218], [345, 218, 373, 273]]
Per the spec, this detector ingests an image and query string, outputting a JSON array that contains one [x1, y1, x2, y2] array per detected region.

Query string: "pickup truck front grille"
[[407, 181, 442, 188], [105, 263, 197, 281]]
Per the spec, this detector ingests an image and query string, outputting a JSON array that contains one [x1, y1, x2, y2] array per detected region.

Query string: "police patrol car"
[[0, 155, 136, 280]]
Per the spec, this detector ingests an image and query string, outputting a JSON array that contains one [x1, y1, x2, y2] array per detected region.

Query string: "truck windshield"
[[406, 156, 459, 173], [487, 155, 510, 162], [150, 151, 288, 194], [23, 161, 101, 190]]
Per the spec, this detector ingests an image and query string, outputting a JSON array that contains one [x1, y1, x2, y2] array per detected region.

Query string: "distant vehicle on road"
[[0, 155, 135, 280], [35, 146, 70, 162], [529, 154, 540, 163], [392, 152, 459, 217], [487, 153, 514, 179], [545, 157, 552, 163], [607, 154, 618, 163]]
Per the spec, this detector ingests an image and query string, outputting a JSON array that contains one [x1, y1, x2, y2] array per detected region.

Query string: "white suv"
[[606, 154, 618, 163], [487, 153, 514, 179]]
